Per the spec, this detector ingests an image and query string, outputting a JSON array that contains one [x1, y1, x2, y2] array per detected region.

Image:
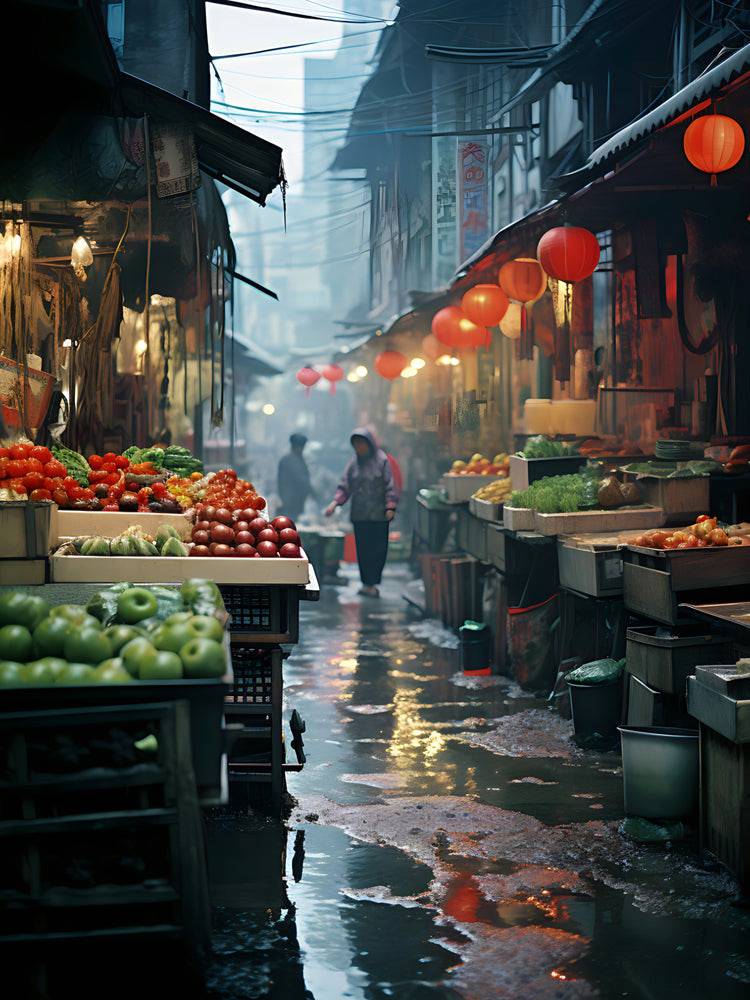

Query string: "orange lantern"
[[375, 350, 407, 380], [455, 312, 488, 349], [683, 112, 745, 186], [320, 363, 344, 394], [421, 334, 442, 361], [498, 257, 547, 358], [461, 284, 509, 328], [431, 306, 463, 347], [537, 226, 600, 283], [296, 366, 320, 396]]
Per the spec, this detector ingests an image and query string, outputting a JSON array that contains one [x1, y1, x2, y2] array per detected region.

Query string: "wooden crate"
[[533, 505, 665, 536], [440, 474, 503, 502], [698, 720, 750, 888], [0, 501, 58, 558], [0, 558, 47, 584], [503, 506, 535, 531], [557, 538, 623, 597], [469, 496, 503, 522], [57, 509, 192, 539], [51, 550, 310, 585], [625, 476, 710, 524]]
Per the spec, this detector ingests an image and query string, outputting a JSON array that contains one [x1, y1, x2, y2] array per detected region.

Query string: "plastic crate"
[[219, 584, 300, 643], [227, 646, 281, 707]]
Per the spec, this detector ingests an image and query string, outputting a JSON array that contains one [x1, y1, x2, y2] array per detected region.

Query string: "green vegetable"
[[156, 524, 181, 549], [122, 445, 166, 468], [160, 536, 188, 557], [507, 470, 602, 513], [81, 537, 110, 556], [133, 537, 160, 556], [52, 445, 91, 486], [520, 436, 575, 459]]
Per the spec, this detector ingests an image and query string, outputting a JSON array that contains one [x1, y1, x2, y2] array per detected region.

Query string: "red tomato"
[[101, 462, 117, 473], [52, 487, 68, 506], [152, 482, 168, 497], [88, 470, 109, 484], [29, 488, 51, 501], [114, 455, 129, 469], [79, 487, 94, 501], [137, 488, 151, 504], [102, 452, 118, 464], [0, 448, 8, 459], [9, 478, 27, 494], [255, 496, 267, 511], [0, 458, 8, 478], [25, 458, 44, 474], [6, 460, 26, 478], [105, 472, 120, 485], [23, 472, 45, 491], [44, 460, 67, 478], [30, 446, 52, 464], [88, 454, 103, 469], [43, 477, 60, 491], [9, 444, 30, 460], [69, 485, 84, 500]]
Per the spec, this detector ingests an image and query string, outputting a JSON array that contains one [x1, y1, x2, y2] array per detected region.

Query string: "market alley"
[[206, 570, 750, 1000]]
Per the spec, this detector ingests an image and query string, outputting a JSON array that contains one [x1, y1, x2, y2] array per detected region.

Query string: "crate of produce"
[[624, 539, 750, 624], [0, 501, 58, 557], [620, 473, 710, 524], [57, 509, 193, 539], [503, 506, 535, 532], [0, 700, 210, 978], [440, 474, 503, 503], [469, 496, 503, 521], [509, 453, 587, 491], [557, 534, 624, 597], [626, 624, 734, 695]]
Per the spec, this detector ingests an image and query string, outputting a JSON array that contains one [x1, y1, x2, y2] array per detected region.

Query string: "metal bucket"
[[618, 726, 698, 819], [566, 678, 622, 738]]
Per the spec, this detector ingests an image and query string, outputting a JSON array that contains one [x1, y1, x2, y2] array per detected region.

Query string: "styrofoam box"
[[503, 507, 535, 531], [58, 509, 193, 539], [51, 551, 310, 585], [440, 474, 504, 503]]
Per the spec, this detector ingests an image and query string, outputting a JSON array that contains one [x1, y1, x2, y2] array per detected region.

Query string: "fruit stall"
[[0, 442, 318, 988]]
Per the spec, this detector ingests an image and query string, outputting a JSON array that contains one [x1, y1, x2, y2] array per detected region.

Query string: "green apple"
[[0, 624, 34, 662], [0, 660, 24, 686], [140, 649, 183, 681], [49, 604, 100, 628], [121, 636, 158, 677], [179, 637, 226, 679], [105, 624, 144, 655], [33, 615, 73, 656], [117, 588, 158, 624], [152, 622, 194, 655], [93, 659, 134, 684], [63, 627, 111, 665], [19, 660, 56, 686], [0, 592, 49, 630], [187, 615, 224, 643], [57, 662, 96, 685], [34, 657, 67, 681], [164, 611, 194, 626]]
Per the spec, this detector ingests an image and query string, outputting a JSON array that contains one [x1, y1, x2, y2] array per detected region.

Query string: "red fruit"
[[114, 455, 129, 469], [272, 516, 296, 532], [212, 543, 233, 558], [256, 541, 278, 558], [88, 454, 103, 469], [30, 446, 52, 464], [235, 530, 254, 545], [235, 543, 256, 557], [0, 448, 8, 459], [6, 460, 26, 479], [102, 462, 117, 474], [192, 529, 209, 546], [278, 528, 300, 546], [25, 458, 44, 474], [279, 543, 301, 559], [257, 528, 279, 545], [195, 520, 210, 532], [44, 459, 67, 478], [234, 521, 250, 533], [203, 505, 217, 521], [238, 508, 259, 523], [9, 478, 27, 494], [255, 496, 267, 511], [209, 542, 220, 555], [9, 444, 30, 460], [102, 503, 120, 511], [103, 452, 118, 464], [105, 472, 120, 485], [23, 472, 45, 492], [190, 545, 210, 557], [52, 487, 68, 506], [214, 507, 233, 525], [248, 518, 268, 535], [210, 523, 234, 544], [29, 488, 52, 502]]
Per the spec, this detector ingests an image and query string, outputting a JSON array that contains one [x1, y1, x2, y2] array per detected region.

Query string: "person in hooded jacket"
[[325, 428, 397, 597]]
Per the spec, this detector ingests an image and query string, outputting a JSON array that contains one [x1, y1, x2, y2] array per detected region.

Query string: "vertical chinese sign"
[[458, 141, 489, 262], [432, 136, 457, 286]]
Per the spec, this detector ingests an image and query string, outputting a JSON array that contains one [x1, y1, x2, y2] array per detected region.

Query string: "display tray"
[[508, 453, 587, 490], [50, 550, 310, 585], [625, 541, 750, 590], [57, 509, 193, 539], [439, 474, 504, 503], [469, 496, 503, 521], [533, 505, 665, 536]]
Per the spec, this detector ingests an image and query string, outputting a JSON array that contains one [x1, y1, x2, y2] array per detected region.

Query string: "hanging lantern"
[[421, 333, 442, 361], [537, 226, 600, 283], [498, 257, 546, 358], [499, 301, 522, 340], [375, 350, 407, 380], [455, 313, 489, 349], [296, 366, 320, 397], [461, 284, 509, 328], [320, 363, 344, 394], [431, 306, 464, 346], [683, 112, 745, 186]]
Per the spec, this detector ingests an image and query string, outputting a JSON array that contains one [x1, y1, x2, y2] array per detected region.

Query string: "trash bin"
[[567, 678, 622, 739], [459, 620, 491, 676], [618, 725, 698, 819]]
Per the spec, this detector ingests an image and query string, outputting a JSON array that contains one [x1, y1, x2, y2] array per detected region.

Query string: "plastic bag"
[[507, 594, 559, 692], [567, 657, 625, 685]]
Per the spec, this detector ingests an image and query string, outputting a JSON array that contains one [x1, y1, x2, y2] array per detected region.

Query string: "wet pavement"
[[206, 569, 750, 999]]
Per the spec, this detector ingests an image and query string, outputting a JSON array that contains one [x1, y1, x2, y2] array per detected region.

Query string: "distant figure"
[[325, 427, 397, 597], [386, 451, 403, 499], [278, 433, 316, 523]]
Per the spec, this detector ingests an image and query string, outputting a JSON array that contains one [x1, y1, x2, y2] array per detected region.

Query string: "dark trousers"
[[353, 521, 389, 586]]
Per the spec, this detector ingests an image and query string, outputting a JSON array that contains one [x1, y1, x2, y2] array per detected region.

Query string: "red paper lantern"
[[683, 112, 745, 185], [296, 366, 320, 396], [498, 258, 547, 305], [431, 306, 464, 346], [461, 284, 509, 327], [320, 363, 344, 394], [375, 350, 407, 380], [537, 226, 600, 283], [421, 334, 442, 361], [455, 313, 489, 349]]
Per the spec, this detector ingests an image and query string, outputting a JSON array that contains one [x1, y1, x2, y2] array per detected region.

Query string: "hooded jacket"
[[334, 427, 398, 522]]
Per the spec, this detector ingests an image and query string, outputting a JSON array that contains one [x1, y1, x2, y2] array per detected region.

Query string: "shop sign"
[[151, 125, 200, 198], [458, 141, 489, 262]]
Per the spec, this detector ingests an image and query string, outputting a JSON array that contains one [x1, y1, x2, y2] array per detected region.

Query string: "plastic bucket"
[[618, 726, 698, 819], [566, 678, 622, 738], [459, 623, 491, 674]]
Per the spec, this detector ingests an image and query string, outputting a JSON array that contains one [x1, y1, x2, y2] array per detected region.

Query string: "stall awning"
[[227, 332, 283, 377], [118, 73, 285, 205]]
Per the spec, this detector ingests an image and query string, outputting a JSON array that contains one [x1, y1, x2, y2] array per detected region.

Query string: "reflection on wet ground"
[[206, 569, 750, 999]]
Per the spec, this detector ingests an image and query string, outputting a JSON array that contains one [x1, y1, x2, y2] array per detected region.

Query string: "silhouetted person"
[[278, 433, 316, 522]]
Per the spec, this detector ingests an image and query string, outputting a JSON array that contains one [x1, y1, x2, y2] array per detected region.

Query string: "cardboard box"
[[0, 559, 47, 585], [50, 551, 310, 586], [0, 502, 58, 557], [58, 509, 193, 539], [440, 474, 503, 503]]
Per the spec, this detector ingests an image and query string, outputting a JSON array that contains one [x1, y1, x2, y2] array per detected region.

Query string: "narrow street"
[[207, 570, 750, 1000]]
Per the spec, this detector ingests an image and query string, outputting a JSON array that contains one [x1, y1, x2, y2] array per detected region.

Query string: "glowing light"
[[134, 338, 148, 357], [550, 970, 568, 981], [347, 371, 360, 383], [62, 338, 72, 348], [449, 356, 460, 366], [410, 357, 426, 369], [355, 365, 368, 378], [436, 354, 452, 366], [262, 403, 275, 415], [401, 366, 417, 378], [71, 235, 93, 280]]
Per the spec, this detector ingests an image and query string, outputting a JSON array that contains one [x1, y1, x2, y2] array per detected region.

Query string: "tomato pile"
[[0, 444, 71, 503], [201, 469, 266, 513], [633, 515, 743, 549]]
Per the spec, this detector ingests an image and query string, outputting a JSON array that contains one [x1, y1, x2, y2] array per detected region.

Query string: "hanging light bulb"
[[134, 338, 148, 357], [347, 370, 360, 383], [401, 366, 417, 378], [410, 357, 426, 370], [71, 236, 93, 281], [355, 365, 368, 378], [262, 403, 276, 416]]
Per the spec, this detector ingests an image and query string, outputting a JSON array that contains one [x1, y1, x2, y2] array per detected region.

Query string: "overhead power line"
[[206, 0, 387, 24]]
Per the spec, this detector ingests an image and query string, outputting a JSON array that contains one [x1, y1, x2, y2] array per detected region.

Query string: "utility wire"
[[206, 0, 387, 24]]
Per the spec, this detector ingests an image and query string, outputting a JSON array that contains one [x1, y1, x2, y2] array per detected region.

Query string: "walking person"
[[325, 428, 397, 597], [278, 433, 317, 523]]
